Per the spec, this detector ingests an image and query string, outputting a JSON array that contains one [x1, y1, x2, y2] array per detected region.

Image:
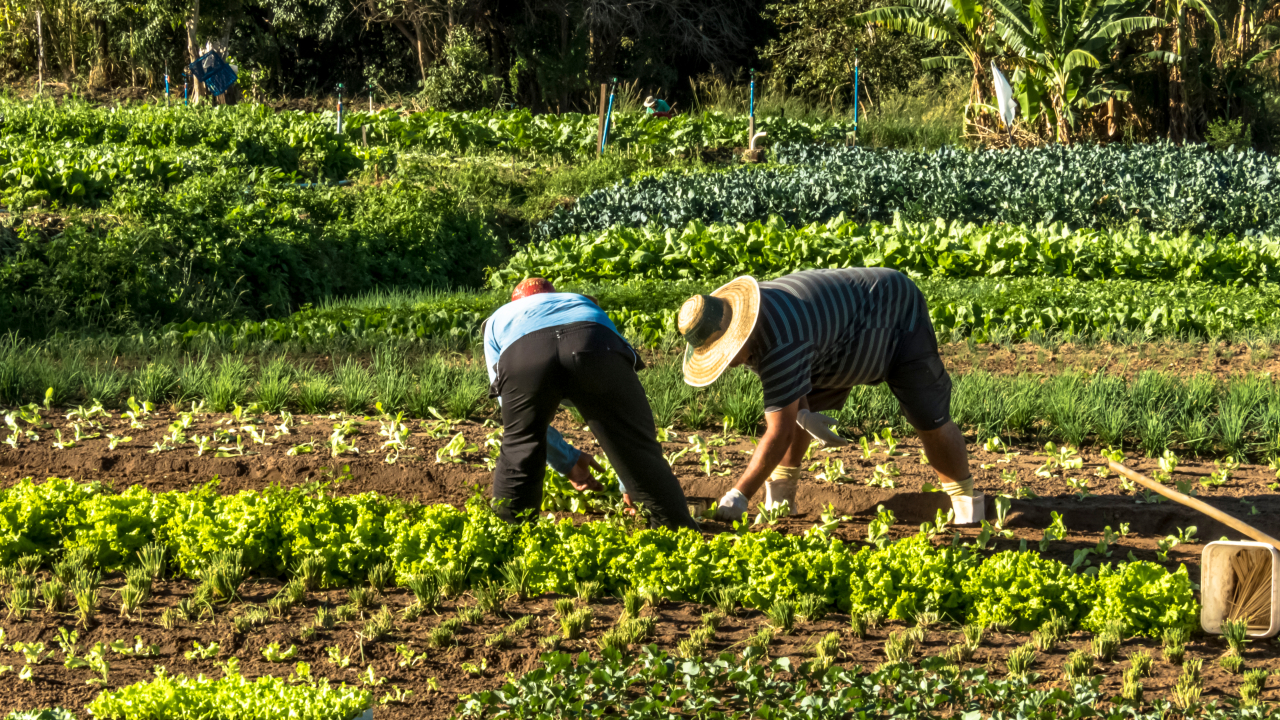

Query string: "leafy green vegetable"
[[87, 666, 371, 720]]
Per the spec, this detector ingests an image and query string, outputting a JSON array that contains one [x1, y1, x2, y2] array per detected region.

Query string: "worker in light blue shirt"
[[483, 278, 698, 530]]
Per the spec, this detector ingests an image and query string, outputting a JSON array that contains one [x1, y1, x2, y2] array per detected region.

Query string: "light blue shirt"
[[484, 293, 627, 477]]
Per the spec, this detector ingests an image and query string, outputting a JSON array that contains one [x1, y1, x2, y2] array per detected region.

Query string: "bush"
[[422, 27, 503, 111], [0, 171, 504, 335]]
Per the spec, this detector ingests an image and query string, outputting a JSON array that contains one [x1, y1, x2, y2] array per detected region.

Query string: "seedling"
[[1063, 650, 1093, 680], [868, 461, 899, 488], [1222, 617, 1248, 656], [560, 607, 592, 639], [883, 630, 914, 663], [1162, 626, 1189, 664], [811, 456, 850, 484], [753, 501, 790, 526], [1220, 653, 1244, 674], [795, 593, 826, 623], [1241, 669, 1269, 706], [1039, 512, 1067, 552], [1065, 475, 1092, 500], [866, 505, 896, 549], [1005, 643, 1037, 679], [1172, 659, 1204, 709], [261, 643, 298, 662], [1203, 458, 1239, 488], [766, 599, 796, 634], [184, 641, 220, 661], [460, 659, 487, 678], [109, 636, 157, 657], [436, 432, 475, 463], [744, 626, 775, 655], [11, 642, 47, 665], [1156, 536, 1179, 562], [325, 645, 352, 668], [1128, 649, 1153, 677]]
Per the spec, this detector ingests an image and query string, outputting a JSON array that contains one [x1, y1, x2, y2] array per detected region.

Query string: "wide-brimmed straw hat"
[[643, 96, 657, 108], [678, 276, 760, 387]]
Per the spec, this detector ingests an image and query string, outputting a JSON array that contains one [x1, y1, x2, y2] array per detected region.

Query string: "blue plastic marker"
[[852, 55, 860, 146], [749, 69, 755, 119], [164, 62, 170, 105], [600, 78, 617, 153]]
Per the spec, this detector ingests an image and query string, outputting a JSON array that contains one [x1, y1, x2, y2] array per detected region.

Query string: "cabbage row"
[[0, 478, 1196, 635], [498, 215, 1280, 287], [538, 143, 1280, 238]]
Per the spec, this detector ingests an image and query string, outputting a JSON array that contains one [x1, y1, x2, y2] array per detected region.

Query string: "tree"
[[989, 0, 1167, 141], [764, 0, 945, 109], [858, 0, 997, 106]]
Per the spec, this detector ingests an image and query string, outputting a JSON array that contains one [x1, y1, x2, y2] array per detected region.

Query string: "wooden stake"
[[597, 84, 607, 158], [36, 11, 44, 94]]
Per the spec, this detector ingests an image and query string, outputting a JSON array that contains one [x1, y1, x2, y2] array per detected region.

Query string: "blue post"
[[164, 62, 170, 105], [183, 74, 188, 106], [852, 55, 860, 146], [337, 83, 344, 134], [749, 69, 755, 118], [601, 78, 617, 153]]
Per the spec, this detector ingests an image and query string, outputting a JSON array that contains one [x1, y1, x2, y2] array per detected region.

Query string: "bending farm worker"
[[643, 95, 671, 115], [484, 277, 699, 530], [677, 269, 976, 522]]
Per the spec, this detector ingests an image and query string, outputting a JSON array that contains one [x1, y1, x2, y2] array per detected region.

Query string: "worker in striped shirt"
[[676, 268, 976, 522]]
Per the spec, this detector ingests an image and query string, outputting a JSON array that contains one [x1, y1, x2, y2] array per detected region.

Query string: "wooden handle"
[[1108, 460, 1280, 551]]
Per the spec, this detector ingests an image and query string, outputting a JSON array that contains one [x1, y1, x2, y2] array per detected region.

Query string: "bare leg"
[[916, 420, 970, 484]]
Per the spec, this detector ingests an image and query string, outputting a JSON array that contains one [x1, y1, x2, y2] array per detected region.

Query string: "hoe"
[[1110, 460, 1280, 638]]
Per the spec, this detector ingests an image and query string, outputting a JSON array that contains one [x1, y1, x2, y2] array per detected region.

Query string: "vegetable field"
[[2, 99, 1280, 718]]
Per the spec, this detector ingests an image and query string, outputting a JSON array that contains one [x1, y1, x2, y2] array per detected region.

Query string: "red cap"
[[511, 277, 556, 301]]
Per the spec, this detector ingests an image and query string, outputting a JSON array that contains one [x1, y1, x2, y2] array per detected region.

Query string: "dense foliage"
[[0, 172, 501, 335], [538, 144, 1280, 238], [87, 667, 371, 720], [499, 215, 1280, 287], [0, 478, 1198, 633]]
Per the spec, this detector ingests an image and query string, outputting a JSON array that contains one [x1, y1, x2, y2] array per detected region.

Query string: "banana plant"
[[989, 0, 1170, 141], [857, 0, 1001, 108]]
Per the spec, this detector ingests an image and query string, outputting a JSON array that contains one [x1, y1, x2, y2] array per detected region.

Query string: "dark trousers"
[[490, 322, 698, 531]]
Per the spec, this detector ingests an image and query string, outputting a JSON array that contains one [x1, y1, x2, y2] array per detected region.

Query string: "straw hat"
[[643, 96, 657, 108], [678, 276, 760, 387]]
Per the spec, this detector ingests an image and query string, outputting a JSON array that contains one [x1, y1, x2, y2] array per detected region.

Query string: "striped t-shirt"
[[746, 268, 925, 412]]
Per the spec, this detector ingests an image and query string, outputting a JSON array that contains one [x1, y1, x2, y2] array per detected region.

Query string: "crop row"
[[0, 99, 849, 162], [497, 216, 1280, 287], [343, 108, 852, 157], [147, 276, 1280, 351], [89, 670, 370, 720], [538, 143, 1280, 238], [461, 646, 1271, 720], [0, 478, 1196, 635], [11, 332, 1280, 456]]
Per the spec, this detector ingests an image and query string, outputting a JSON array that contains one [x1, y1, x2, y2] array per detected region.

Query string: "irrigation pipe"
[[1107, 460, 1280, 551]]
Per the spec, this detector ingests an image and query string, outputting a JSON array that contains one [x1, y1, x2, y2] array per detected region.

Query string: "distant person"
[[676, 269, 975, 521], [644, 96, 672, 116], [483, 277, 699, 531]]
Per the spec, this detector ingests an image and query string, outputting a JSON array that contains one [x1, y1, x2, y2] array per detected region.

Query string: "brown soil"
[[0, 570, 1275, 718], [3, 406, 1280, 715]]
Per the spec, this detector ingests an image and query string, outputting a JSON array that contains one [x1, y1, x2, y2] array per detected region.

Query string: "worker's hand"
[[796, 409, 849, 447], [714, 488, 749, 522], [567, 453, 605, 493]]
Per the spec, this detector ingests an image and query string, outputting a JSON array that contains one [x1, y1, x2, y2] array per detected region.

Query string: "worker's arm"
[[732, 398, 801, 498], [547, 427, 603, 492]]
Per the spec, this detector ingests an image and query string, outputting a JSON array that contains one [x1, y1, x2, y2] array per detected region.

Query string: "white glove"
[[715, 488, 749, 521], [796, 409, 849, 446]]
